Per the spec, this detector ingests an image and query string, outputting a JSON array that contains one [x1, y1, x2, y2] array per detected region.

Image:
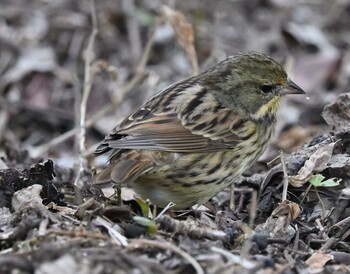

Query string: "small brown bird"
[[93, 52, 304, 209]]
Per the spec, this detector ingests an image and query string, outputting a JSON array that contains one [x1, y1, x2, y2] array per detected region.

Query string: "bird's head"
[[202, 52, 304, 121]]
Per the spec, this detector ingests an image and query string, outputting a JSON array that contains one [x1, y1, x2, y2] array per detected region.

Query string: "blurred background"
[[0, 0, 349, 172]]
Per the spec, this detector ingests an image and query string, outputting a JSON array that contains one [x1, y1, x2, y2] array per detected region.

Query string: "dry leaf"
[[322, 93, 350, 131], [272, 200, 301, 224], [255, 201, 299, 242], [270, 201, 300, 237], [306, 252, 333, 270], [12, 184, 44, 211], [160, 5, 198, 75], [289, 142, 335, 187]]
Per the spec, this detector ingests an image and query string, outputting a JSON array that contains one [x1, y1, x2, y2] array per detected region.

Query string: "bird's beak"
[[281, 79, 305, 95]]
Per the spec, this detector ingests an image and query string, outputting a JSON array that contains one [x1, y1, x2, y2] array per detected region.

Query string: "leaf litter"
[[1, 0, 350, 273]]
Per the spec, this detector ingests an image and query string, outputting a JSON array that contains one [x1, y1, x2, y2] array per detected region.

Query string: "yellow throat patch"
[[252, 96, 280, 119]]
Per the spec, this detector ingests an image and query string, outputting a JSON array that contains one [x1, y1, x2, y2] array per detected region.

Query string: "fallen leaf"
[[255, 200, 299, 242], [160, 5, 198, 75], [12, 184, 44, 211], [306, 252, 333, 270], [289, 142, 335, 187], [308, 174, 341, 188], [322, 93, 350, 131], [272, 200, 301, 224]]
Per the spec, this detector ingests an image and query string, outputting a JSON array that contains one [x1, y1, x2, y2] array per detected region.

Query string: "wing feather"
[[94, 85, 251, 155]]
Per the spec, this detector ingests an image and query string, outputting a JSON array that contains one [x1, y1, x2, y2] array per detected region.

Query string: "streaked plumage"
[[93, 52, 304, 209]]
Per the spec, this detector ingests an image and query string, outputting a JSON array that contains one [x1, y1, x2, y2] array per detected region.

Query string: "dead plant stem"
[[74, 0, 98, 193], [280, 150, 289, 202]]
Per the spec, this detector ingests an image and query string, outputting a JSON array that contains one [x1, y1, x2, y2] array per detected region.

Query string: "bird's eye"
[[260, 84, 276, 94]]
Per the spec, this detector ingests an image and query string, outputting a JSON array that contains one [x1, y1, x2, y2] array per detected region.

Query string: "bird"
[[92, 52, 304, 210]]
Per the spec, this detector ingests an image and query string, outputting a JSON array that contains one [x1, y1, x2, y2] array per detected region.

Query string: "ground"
[[0, 0, 350, 273]]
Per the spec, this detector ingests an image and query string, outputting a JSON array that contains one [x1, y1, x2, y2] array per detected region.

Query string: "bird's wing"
[[94, 85, 255, 155]]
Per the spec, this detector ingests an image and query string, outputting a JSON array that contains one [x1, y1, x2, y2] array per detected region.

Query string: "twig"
[[74, 197, 96, 219], [293, 223, 300, 251], [299, 184, 312, 205], [341, 227, 350, 241], [27, 22, 158, 159], [46, 229, 109, 240], [284, 247, 310, 256], [0, 110, 9, 142], [235, 220, 254, 260], [74, 0, 98, 192], [314, 187, 326, 223], [320, 237, 339, 251], [280, 150, 289, 201], [155, 202, 175, 220], [332, 215, 350, 230], [240, 236, 253, 260], [127, 239, 204, 274], [156, 215, 226, 241], [283, 249, 296, 268]]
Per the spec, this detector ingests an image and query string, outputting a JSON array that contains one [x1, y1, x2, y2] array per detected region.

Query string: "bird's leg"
[[112, 185, 122, 206], [234, 187, 257, 222], [235, 192, 245, 214]]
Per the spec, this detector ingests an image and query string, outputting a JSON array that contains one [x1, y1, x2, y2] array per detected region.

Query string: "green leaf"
[[318, 178, 341, 187], [132, 216, 157, 234], [309, 174, 325, 186], [134, 195, 150, 218], [309, 174, 341, 187]]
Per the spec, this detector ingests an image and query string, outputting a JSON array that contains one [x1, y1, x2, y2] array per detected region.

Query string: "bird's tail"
[[91, 151, 153, 187]]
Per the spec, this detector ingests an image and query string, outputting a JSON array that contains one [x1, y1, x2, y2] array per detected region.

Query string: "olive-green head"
[[202, 52, 304, 120]]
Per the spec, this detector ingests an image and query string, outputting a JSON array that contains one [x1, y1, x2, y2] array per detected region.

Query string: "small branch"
[[74, 0, 98, 191], [27, 22, 158, 159], [314, 187, 326, 223], [127, 239, 204, 274], [156, 215, 226, 241], [320, 237, 339, 251], [280, 150, 289, 202], [332, 215, 350, 230], [0, 110, 9, 142]]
